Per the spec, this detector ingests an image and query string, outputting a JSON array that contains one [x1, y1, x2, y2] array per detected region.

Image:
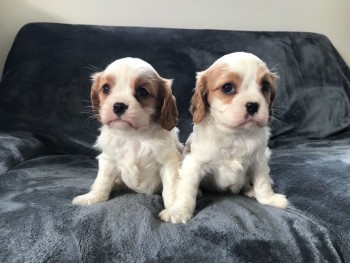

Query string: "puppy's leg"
[[159, 154, 202, 224], [72, 154, 119, 205], [160, 153, 181, 208], [251, 156, 287, 208]]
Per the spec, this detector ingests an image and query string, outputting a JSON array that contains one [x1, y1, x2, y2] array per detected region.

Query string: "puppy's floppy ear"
[[158, 78, 178, 131], [90, 72, 101, 121], [268, 72, 278, 122], [190, 71, 208, 124]]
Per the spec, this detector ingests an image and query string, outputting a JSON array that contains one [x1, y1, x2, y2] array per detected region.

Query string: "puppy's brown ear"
[[90, 73, 101, 121], [268, 72, 278, 122], [190, 71, 208, 124], [158, 79, 178, 131]]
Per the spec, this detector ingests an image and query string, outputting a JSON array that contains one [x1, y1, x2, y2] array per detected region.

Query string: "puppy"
[[160, 52, 287, 224], [73, 57, 182, 209]]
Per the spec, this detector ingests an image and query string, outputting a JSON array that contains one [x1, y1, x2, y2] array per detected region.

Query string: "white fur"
[[72, 58, 181, 209], [160, 52, 287, 224]]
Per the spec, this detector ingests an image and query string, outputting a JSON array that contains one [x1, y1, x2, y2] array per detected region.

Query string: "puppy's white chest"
[[98, 133, 162, 194], [118, 141, 161, 193], [216, 138, 253, 174], [116, 141, 156, 171], [196, 128, 266, 192], [225, 135, 258, 161]]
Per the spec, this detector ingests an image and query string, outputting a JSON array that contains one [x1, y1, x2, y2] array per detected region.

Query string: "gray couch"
[[0, 23, 349, 262]]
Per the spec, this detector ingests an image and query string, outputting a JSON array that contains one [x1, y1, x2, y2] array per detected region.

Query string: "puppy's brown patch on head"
[[191, 71, 209, 124], [131, 71, 177, 131], [133, 72, 158, 110], [206, 64, 242, 105], [191, 63, 243, 123], [90, 73, 116, 121], [256, 65, 277, 121], [156, 78, 178, 131]]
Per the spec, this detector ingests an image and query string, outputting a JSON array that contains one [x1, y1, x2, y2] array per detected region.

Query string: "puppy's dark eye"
[[261, 81, 270, 93], [102, 84, 110, 94], [135, 87, 149, 97], [221, 83, 236, 94]]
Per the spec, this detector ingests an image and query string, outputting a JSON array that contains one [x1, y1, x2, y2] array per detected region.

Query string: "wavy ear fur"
[[90, 73, 101, 121], [190, 71, 208, 124], [268, 72, 278, 122], [158, 79, 178, 131]]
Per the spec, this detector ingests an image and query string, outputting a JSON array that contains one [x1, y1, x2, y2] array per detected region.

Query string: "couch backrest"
[[0, 23, 349, 155]]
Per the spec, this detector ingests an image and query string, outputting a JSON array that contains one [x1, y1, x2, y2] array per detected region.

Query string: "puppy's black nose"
[[113, 103, 128, 116], [246, 102, 259, 115]]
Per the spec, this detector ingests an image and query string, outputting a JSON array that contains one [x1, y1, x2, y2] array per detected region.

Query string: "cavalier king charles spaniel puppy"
[[160, 52, 288, 224], [73, 58, 182, 209]]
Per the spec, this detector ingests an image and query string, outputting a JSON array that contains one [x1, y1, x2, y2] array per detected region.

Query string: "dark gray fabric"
[[0, 23, 350, 262], [0, 132, 46, 174]]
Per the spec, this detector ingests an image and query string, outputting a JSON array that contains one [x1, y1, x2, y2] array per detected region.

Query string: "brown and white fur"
[[160, 52, 287, 224], [72, 57, 182, 209]]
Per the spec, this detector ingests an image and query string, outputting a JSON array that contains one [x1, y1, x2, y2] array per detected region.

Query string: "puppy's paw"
[[72, 193, 108, 205], [159, 208, 192, 224], [258, 194, 288, 209]]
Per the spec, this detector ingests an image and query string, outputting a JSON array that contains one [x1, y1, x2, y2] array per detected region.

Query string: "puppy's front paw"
[[258, 194, 288, 209], [72, 193, 108, 205], [159, 208, 192, 224]]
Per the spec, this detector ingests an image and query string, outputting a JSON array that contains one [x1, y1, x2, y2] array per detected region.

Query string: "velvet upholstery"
[[0, 23, 349, 262]]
